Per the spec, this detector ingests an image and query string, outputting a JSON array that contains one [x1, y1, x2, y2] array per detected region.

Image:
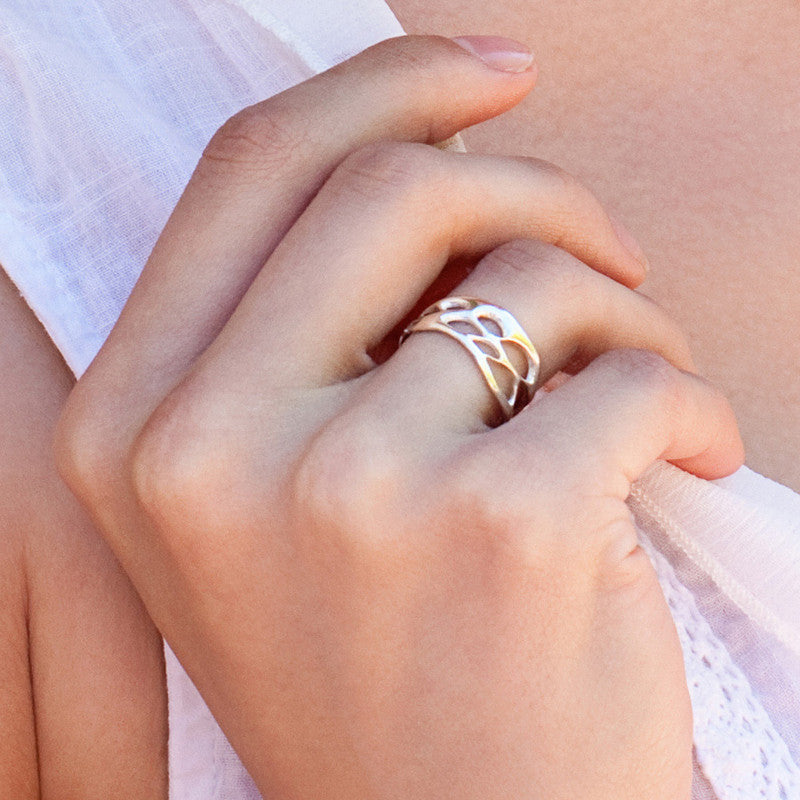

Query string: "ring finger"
[[362, 238, 694, 436]]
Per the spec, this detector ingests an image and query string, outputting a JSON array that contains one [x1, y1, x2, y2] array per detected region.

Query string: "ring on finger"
[[400, 296, 541, 423]]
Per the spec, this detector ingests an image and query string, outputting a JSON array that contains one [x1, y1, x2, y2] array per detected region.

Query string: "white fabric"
[[0, 2, 798, 798], [0, 0, 402, 376], [632, 464, 800, 799]]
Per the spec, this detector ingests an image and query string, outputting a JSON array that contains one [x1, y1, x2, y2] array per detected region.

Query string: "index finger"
[[80, 35, 539, 410]]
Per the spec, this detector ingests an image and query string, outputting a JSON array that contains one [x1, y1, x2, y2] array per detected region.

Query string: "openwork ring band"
[[400, 297, 541, 423]]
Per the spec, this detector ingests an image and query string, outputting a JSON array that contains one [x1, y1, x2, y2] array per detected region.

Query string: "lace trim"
[[641, 535, 800, 799]]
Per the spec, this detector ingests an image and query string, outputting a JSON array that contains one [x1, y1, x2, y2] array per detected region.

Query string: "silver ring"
[[400, 296, 541, 422]]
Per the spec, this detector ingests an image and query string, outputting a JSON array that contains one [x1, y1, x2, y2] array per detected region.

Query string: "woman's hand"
[[55, 35, 743, 799]]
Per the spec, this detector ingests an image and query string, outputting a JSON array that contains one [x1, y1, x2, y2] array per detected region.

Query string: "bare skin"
[[53, 36, 742, 799], [1, 0, 798, 792], [0, 269, 168, 798], [390, 0, 800, 491]]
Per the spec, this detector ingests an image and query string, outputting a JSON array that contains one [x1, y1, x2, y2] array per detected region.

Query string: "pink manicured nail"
[[451, 36, 535, 73]]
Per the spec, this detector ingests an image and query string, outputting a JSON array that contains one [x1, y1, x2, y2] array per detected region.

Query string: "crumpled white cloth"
[[0, 2, 798, 798], [0, 0, 401, 376]]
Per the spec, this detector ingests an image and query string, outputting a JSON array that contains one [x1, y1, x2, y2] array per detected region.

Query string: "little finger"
[[495, 347, 745, 491]]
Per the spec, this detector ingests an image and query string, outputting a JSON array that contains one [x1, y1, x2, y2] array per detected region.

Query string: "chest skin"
[[388, 0, 800, 491]]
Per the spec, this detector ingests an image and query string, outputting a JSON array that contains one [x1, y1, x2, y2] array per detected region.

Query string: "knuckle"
[[532, 246, 593, 306], [200, 103, 308, 177], [328, 141, 443, 208], [640, 296, 695, 368], [434, 442, 654, 597], [291, 415, 405, 554], [129, 396, 273, 584], [480, 239, 550, 281], [324, 35, 461, 143], [519, 156, 607, 247], [130, 392, 232, 531], [525, 157, 582, 199], [364, 34, 450, 84], [435, 443, 568, 572], [599, 348, 685, 414], [482, 239, 593, 312]]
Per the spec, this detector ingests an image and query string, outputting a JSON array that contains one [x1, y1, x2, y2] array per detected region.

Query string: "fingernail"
[[609, 214, 650, 272], [451, 36, 535, 73]]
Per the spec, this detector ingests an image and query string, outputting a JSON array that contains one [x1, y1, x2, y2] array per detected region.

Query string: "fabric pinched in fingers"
[[640, 535, 799, 799], [633, 462, 800, 800]]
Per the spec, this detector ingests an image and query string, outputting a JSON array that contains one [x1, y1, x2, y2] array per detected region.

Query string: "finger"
[[83, 35, 538, 407], [352, 239, 692, 435], [199, 146, 650, 388], [497, 347, 745, 488]]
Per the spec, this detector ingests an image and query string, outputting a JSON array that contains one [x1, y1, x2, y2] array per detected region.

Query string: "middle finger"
[[197, 143, 648, 389]]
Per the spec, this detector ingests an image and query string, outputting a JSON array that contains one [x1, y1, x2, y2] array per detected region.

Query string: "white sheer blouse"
[[0, 2, 798, 797]]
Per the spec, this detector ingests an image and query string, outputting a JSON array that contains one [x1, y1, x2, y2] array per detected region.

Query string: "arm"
[[0, 267, 167, 799]]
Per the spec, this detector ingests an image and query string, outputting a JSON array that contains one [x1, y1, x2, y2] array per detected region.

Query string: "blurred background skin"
[[390, 0, 800, 492]]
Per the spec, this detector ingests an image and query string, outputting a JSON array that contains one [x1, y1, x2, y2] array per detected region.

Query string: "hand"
[[56, 35, 743, 799]]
